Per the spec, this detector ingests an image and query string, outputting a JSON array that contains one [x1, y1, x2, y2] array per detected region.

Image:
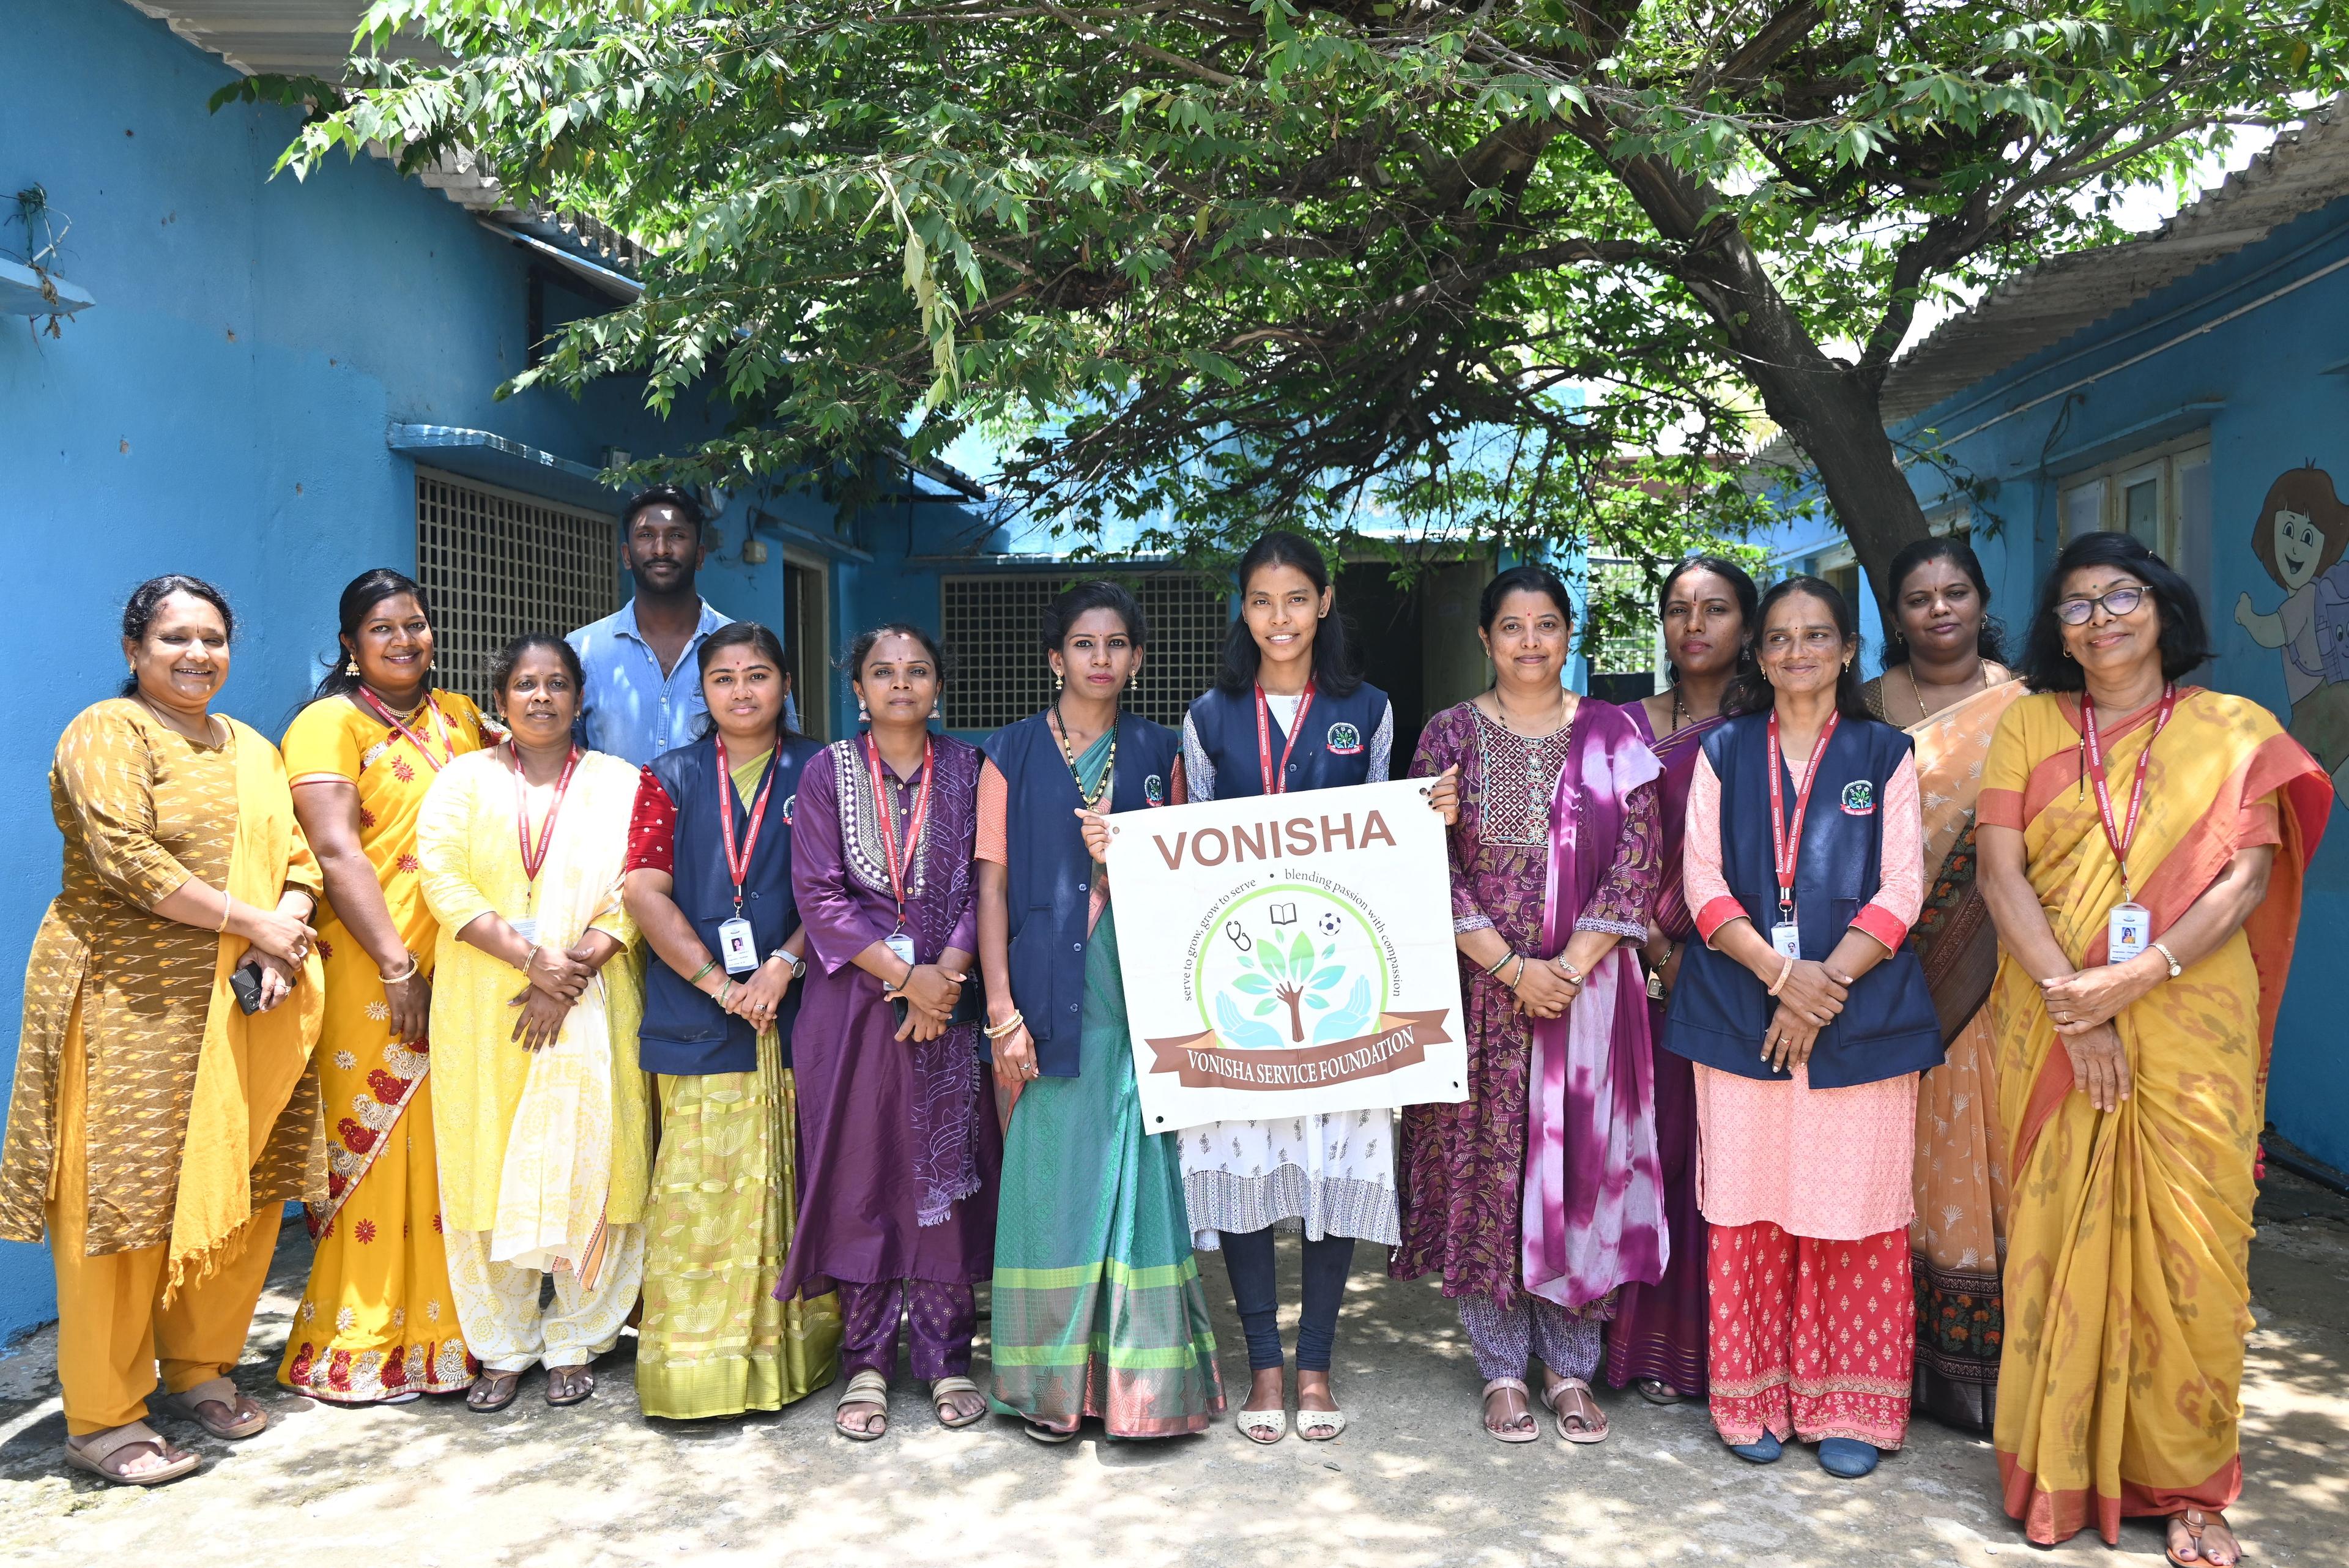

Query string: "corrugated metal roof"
[[123, 2, 649, 280], [1880, 102, 2349, 423]]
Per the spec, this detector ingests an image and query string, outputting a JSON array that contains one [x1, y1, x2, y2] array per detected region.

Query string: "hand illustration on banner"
[[1104, 777, 1469, 1131]]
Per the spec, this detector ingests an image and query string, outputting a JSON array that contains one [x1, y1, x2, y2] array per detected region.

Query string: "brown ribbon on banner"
[[1145, 1009, 1453, 1090]]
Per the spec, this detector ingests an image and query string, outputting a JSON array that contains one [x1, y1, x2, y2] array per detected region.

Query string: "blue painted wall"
[[1756, 197, 2349, 1172], [0, 0, 823, 1332]]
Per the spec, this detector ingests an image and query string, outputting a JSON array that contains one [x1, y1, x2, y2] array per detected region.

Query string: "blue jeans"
[[1218, 1228, 1356, 1373]]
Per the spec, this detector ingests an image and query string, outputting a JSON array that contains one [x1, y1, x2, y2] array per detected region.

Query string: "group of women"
[[6, 526, 2322, 1568]]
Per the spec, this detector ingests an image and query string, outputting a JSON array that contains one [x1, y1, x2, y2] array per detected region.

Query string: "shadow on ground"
[[0, 1171, 2342, 1566]]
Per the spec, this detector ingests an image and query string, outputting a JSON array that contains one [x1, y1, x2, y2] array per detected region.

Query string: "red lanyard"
[[357, 687, 454, 772], [714, 737, 779, 915], [863, 734, 934, 927], [1254, 680, 1316, 795], [1766, 710, 1839, 918], [2079, 683, 2175, 902], [508, 742, 581, 887]]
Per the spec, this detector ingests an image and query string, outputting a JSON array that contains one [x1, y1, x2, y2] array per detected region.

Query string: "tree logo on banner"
[[1201, 885, 1389, 1050]]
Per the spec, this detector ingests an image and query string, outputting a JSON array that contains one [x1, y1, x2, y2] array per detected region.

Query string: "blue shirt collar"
[[615, 596, 727, 645]]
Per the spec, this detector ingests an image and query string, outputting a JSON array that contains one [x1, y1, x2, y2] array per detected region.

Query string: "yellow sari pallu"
[[1980, 689, 2328, 1547]]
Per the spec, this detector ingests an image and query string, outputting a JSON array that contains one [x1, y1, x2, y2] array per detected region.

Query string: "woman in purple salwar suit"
[[1392, 566, 1668, 1444], [778, 625, 1001, 1440]]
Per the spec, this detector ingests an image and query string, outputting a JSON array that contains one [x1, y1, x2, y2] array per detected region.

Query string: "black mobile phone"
[[229, 959, 265, 1015]]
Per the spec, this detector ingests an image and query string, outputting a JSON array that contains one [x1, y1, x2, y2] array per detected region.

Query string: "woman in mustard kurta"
[[0, 577, 324, 1485], [279, 570, 492, 1405], [417, 633, 649, 1411]]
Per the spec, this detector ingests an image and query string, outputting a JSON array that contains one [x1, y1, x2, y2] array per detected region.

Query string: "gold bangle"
[[215, 895, 234, 933], [983, 1010, 1025, 1040], [379, 952, 420, 985], [1767, 955, 1794, 997]]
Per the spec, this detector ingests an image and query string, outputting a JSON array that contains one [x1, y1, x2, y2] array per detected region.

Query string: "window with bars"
[[414, 468, 620, 703], [939, 573, 1229, 731], [1584, 555, 1663, 696]]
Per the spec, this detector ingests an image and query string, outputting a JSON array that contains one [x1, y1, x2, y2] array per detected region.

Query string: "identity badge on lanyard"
[[358, 688, 455, 772], [1766, 711, 1840, 960], [1254, 680, 1316, 795], [865, 734, 935, 971], [2080, 683, 2176, 964], [507, 741, 579, 948], [714, 737, 779, 975]]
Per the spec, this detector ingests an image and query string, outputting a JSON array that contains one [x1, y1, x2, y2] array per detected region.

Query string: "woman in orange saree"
[[1978, 533, 2328, 1567]]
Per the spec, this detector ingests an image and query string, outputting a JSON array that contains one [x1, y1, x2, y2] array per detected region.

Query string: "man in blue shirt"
[[568, 486, 733, 765]]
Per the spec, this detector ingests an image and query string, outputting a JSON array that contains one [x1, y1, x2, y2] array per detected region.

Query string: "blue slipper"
[[1817, 1438, 1879, 1477], [1727, 1431, 1783, 1463]]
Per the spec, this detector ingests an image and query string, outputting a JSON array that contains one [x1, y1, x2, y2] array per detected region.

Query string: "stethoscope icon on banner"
[[1225, 919, 1253, 953]]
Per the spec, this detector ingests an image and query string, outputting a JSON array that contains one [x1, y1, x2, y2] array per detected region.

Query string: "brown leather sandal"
[[2167, 1509, 2241, 1567], [158, 1375, 266, 1440], [545, 1365, 595, 1406], [466, 1370, 522, 1413], [64, 1422, 199, 1486]]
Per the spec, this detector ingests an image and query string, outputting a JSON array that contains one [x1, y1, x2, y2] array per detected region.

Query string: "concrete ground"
[[0, 1170, 2342, 1567]]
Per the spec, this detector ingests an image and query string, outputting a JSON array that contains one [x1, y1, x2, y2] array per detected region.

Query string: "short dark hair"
[[622, 485, 705, 533], [2019, 532, 2211, 693], [1725, 574, 1876, 724], [694, 620, 804, 742], [1042, 580, 1148, 652], [1880, 536, 2005, 667], [842, 622, 949, 696], [314, 568, 434, 700], [119, 574, 234, 697], [1657, 554, 1761, 686], [488, 632, 584, 700], [1216, 530, 1362, 697], [1477, 564, 1575, 632]]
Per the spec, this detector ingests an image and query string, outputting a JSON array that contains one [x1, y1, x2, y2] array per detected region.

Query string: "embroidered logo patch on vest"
[[1325, 721, 1364, 756], [1145, 773, 1167, 806], [781, 792, 798, 825], [1839, 780, 1876, 816]]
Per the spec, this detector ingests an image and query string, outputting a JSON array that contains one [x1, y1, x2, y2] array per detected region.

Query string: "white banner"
[[1104, 778, 1469, 1134]]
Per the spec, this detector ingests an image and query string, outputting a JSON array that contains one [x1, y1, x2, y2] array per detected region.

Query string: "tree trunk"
[[1594, 146, 1937, 616], [1279, 985, 1306, 1042]]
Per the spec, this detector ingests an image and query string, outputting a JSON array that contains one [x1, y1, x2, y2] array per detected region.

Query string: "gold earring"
[[344, 658, 359, 677], [857, 699, 870, 721], [1055, 671, 1064, 692]]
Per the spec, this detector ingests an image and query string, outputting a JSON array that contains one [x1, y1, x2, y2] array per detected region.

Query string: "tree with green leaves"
[[238, 0, 2343, 604]]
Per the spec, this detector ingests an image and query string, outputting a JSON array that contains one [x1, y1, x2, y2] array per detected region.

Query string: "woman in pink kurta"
[[1664, 576, 1941, 1480]]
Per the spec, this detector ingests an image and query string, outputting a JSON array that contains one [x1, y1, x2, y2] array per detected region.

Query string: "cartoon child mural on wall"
[[2236, 464, 2349, 795]]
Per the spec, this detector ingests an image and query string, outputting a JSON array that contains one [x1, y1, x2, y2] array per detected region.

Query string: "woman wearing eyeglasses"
[[1977, 533, 2326, 1568], [1664, 576, 1942, 1480]]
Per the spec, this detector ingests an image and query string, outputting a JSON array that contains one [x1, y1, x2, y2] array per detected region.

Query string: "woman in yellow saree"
[[1978, 533, 2329, 1567]]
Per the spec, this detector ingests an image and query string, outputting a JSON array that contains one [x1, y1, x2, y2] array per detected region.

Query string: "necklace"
[[1904, 659, 1991, 723], [133, 690, 221, 747], [1671, 683, 1688, 733], [1050, 699, 1116, 810], [1489, 683, 1571, 738]]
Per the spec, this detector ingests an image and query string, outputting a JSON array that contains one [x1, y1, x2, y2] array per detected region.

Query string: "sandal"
[[835, 1368, 889, 1441], [930, 1375, 986, 1430], [2167, 1508, 2241, 1567], [545, 1364, 595, 1406], [466, 1370, 523, 1413], [1025, 1420, 1080, 1444], [63, 1421, 199, 1487], [1635, 1378, 1687, 1406], [1234, 1404, 1288, 1444], [1481, 1378, 1540, 1444], [1540, 1375, 1609, 1444], [157, 1375, 267, 1440], [1296, 1405, 1348, 1441]]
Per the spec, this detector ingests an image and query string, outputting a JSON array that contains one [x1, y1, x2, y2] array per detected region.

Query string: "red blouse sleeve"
[[625, 767, 679, 875]]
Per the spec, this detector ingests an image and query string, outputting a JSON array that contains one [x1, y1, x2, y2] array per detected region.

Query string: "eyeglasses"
[[2054, 585, 2145, 626]]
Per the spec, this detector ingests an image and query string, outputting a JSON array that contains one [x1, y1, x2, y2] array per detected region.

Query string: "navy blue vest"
[[1663, 712, 1943, 1089], [638, 732, 822, 1076], [981, 710, 1180, 1079], [1186, 679, 1389, 797]]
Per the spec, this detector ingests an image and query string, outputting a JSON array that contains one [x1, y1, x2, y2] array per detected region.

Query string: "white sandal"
[[1234, 1404, 1289, 1444], [1296, 1405, 1348, 1441], [1481, 1377, 1540, 1444], [1540, 1375, 1609, 1444]]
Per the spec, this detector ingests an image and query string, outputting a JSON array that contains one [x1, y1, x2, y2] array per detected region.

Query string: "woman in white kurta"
[[417, 634, 650, 1411]]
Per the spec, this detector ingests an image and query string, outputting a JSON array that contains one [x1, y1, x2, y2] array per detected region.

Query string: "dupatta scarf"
[[1983, 689, 2328, 1546], [1521, 704, 1667, 1309], [1907, 680, 2027, 1044]]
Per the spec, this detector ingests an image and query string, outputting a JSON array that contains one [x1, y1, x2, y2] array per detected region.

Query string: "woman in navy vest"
[[976, 582, 1225, 1443], [1664, 576, 1940, 1479], [620, 622, 843, 1420], [1177, 530, 1458, 1443]]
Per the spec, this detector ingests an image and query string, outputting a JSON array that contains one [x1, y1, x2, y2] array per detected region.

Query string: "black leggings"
[[1218, 1227, 1357, 1373]]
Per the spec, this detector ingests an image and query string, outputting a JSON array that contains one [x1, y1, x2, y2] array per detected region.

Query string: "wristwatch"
[[2150, 939, 2183, 979]]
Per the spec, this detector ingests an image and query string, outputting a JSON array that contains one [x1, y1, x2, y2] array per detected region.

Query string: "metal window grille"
[[414, 468, 618, 703], [939, 574, 1228, 731], [1586, 555, 1663, 689]]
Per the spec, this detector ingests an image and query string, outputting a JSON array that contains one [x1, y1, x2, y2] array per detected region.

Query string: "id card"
[[885, 932, 917, 970], [510, 915, 541, 947], [1770, 921, 1803, 960], [718, 917, 759, 975], [2107, 902, 2150, 964]]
